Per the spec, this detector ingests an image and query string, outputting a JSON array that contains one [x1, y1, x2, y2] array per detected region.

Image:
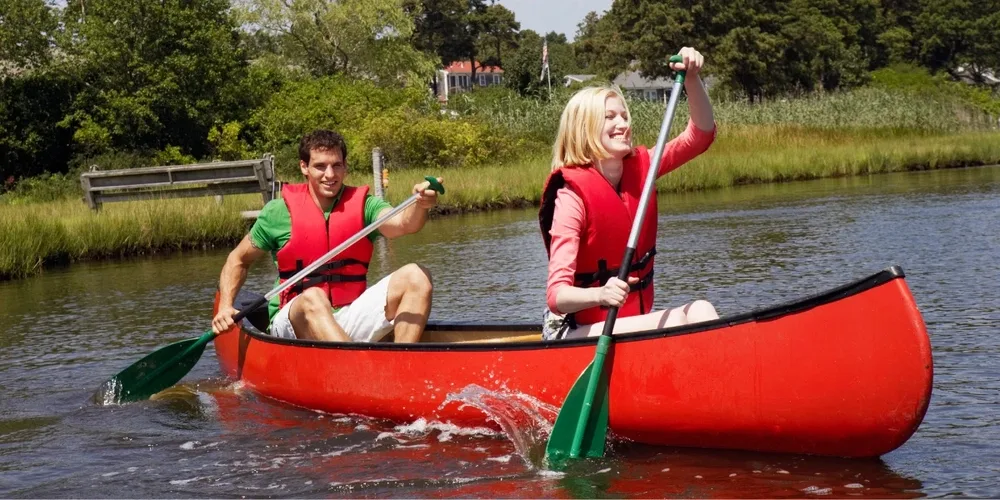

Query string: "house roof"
[[444, 61, 504, 74], [613, 70, 673, 90]]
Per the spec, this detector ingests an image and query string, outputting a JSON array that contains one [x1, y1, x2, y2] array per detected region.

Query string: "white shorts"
[[271, 274, 395, 342]]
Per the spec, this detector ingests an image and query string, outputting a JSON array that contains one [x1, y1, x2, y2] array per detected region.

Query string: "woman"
[[539, 47, 719, 341]]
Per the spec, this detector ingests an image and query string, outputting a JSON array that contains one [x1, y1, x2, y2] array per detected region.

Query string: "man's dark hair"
[[299, 129, 348, 164]]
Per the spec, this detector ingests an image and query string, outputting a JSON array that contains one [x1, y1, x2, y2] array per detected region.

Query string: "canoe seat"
[[235, 290, 270, 334]]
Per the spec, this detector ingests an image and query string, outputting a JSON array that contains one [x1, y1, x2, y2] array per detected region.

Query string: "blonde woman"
[[538, 47, 719, 341]]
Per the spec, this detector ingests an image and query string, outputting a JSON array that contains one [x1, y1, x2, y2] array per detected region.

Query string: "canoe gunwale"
[[227, 265, 907, 352]]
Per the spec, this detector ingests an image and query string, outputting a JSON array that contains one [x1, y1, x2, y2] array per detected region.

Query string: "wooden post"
[[80, 173, 99, 210], [372, 147, 385, 198]]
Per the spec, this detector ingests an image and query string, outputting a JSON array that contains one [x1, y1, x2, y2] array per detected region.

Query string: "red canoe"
[[212, 265, 933, 458]]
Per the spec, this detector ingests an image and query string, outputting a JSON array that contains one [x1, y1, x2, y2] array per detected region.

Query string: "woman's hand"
[[670, 46, 704, 79], [593, 276, 640, 308]]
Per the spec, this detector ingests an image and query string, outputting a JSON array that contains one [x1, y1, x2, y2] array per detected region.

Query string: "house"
[[954, 66, 1000, 87], [613, 70, 675, 102], [434, 61, 504, 101], [564, 74, 597, 86]]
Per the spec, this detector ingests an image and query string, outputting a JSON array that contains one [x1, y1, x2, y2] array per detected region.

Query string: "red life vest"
[[539, 146, 658, 326], [276, 183, 372, 309]]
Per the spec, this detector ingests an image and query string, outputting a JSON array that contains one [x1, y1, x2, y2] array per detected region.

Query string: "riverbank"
[[3, 125, 999, 280]]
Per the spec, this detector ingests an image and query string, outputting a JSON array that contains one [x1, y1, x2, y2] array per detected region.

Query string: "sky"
[[496, 0, 613, 41]]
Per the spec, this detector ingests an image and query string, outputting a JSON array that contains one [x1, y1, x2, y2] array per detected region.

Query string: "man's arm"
[[212, 235, 267, 333], [377, 178, 440, 239]]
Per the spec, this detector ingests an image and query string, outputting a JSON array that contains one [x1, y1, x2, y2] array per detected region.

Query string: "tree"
[[476, 1, 519, 69], [60, 0, 261, 159], [239, 0, 437, 83], [914, 0, 1000, 81], [0, 0, 56, 72], [407, 0, 491, 88], [572, 10, 630, 80]]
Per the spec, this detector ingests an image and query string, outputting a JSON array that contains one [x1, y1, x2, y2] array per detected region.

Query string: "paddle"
[[96, 177, 445, 404], [545, 56, 687, 463]]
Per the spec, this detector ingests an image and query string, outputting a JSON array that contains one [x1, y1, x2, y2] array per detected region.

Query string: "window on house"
[[479, 74, 486, 86], [449, 75, 456, 89]]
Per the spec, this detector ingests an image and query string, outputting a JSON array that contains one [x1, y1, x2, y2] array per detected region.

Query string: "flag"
[[540, 40, 549, 80]]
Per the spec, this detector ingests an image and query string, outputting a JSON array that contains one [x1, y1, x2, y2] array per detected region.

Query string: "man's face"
[[300, 147, 346, 200]]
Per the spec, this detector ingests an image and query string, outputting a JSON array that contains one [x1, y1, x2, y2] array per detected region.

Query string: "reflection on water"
[[2, 166, 999, 497]]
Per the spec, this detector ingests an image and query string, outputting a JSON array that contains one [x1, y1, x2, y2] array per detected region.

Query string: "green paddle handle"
[[669, 54, 686, 84], [424, 176, 445, 194]]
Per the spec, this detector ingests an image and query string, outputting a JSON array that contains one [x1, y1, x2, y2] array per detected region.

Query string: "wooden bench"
[[80, 155, 277, 216]]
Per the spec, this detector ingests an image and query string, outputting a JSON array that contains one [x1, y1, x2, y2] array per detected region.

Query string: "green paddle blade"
[[546, 360, 611, 465], [95, 331, 214, 405]]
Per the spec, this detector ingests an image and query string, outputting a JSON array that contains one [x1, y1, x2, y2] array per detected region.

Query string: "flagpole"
[[541, 39, 551, 97]]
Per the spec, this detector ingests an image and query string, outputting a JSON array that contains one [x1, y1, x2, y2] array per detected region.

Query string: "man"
[[211, 129, 440, 343]]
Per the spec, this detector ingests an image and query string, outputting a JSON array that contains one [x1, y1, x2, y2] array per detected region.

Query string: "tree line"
[[1, 0, 997, 184]]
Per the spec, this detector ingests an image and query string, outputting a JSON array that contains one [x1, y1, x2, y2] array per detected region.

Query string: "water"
[[1, 166, 998, 497]]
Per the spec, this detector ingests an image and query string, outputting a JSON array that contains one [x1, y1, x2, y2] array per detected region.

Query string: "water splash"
[[93, 377, 124, 406], [442, 384, 559, 468]]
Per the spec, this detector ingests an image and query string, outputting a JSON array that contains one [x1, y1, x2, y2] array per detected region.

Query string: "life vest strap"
[[278, 258, 370, 280], [573, 248, 657, 288]]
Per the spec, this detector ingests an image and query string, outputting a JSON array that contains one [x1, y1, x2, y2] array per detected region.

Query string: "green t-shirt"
[[249, 186, 393, 321]]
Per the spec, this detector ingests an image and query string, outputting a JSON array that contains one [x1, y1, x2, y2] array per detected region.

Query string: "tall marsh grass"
[[0, 197, 253, 280]]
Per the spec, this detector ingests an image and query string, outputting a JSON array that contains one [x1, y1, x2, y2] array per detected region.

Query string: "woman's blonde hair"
[[551, 86, 632, 171]]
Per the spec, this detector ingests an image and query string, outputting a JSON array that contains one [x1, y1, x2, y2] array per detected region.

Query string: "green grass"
[[0, 197, 255, 280]]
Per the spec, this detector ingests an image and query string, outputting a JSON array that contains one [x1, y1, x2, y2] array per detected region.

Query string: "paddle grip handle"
[[669, 54, 686, 84], [424, 176, 445, 194]]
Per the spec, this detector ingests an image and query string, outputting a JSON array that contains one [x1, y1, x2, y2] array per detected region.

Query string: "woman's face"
[[600, 95, 632, 159]]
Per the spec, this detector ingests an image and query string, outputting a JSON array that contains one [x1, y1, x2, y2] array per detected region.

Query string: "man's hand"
[[212, 305, 239, 334], [413, 177, 442, 210]]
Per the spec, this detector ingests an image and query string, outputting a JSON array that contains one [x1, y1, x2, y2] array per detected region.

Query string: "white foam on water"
[[537, 470, 566, 478], [661, 468, 670, 472], [845, 483, 864, 489], [803, 486, 833, 495], [486, 455, 512, 463], [597, 468, 611, 473], [393, 417, 500, 441], [127, 467, 137, 472], [101, 472, 120, 478], [777, 469, 790, 474], [395, 444, 431, 449], [180, 441, 198, 450]]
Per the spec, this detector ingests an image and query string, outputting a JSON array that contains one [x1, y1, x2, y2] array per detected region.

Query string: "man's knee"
[[399, 263, 433, 296], [296, 287, 331, 314]]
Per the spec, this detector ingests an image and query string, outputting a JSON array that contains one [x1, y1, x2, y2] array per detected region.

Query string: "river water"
[[2, 166, 998, 498]]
